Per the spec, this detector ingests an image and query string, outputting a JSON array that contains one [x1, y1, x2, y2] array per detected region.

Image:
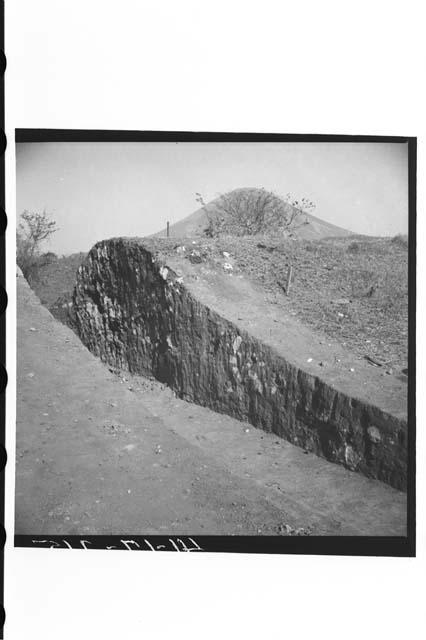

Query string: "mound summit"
[[154, 188, 354, 240]]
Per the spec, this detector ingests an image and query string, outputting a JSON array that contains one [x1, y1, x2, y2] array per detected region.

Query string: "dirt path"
[[15, 271, 406, 536]]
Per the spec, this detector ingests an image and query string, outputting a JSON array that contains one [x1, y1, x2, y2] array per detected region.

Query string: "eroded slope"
[[72, 238, 408, 490]]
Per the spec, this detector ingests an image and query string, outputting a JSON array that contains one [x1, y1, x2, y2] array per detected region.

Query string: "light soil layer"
[[72, 239, 407, 490], [16, 270, 406, 536]]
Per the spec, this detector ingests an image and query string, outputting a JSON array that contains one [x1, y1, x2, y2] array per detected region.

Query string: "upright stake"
[[285, 265, 293, 295], [166, 221, 170, 238]]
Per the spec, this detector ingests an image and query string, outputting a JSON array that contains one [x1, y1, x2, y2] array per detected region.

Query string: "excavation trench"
[[72, 238, 407, 490]]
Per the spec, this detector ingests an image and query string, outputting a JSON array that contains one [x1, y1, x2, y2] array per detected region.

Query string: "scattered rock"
[[159, 266, 169, 280], [257, 243, 275, 252], [223, 262, 233, 273], [344, 445, 361, 471], [367, 426, 381, 444], [364, 355, 383, 367], [233, 335, 242, 353], [332, 298, 350, 305], [189, 250, 203, 264]]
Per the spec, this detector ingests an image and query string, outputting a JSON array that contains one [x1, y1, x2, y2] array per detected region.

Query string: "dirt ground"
[[16, 270, 406, 536], [150, 234, 409, 372]]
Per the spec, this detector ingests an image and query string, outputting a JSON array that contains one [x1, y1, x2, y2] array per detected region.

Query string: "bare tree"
[[196, 188, 314, 238], [17, 210, 59, 282]]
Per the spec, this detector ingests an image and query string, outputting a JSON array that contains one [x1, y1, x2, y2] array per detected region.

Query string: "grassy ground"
[[151, 234, 409, 372], [32, 235, 408, 372], [223, 235, 407, 371], [31, 252, 86, 307], [217, 234, 408, 371]]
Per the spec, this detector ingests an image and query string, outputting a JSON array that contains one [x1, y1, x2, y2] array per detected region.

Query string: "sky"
[[15, 141, 409, 255]]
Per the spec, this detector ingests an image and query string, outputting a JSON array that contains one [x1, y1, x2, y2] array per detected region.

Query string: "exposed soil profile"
[[71, 238, 407, 491], [16, 268, 407, 536]]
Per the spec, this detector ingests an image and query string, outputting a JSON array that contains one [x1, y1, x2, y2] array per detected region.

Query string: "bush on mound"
[[196, 188, 313, 238]]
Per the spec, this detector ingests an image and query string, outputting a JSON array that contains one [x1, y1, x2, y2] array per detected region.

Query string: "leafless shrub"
[[195, 188, 314, 238], [16, 210, 59, 283]]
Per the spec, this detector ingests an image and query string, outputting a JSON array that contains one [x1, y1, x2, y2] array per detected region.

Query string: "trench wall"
[[72, 239, 407, 490]]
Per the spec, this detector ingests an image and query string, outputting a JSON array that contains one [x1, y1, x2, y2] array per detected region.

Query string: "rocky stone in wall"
[[72, 238, 407, 491]]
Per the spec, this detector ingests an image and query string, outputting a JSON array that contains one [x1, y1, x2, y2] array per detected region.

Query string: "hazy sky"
[[16, 141, 408, 255]]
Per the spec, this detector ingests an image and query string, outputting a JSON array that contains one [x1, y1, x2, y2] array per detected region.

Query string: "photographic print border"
[[12, 129, 416, 557]]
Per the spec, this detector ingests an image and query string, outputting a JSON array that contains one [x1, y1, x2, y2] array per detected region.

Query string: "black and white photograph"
[[14, 133, 414, 548], [4, 0, 425, 637]]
